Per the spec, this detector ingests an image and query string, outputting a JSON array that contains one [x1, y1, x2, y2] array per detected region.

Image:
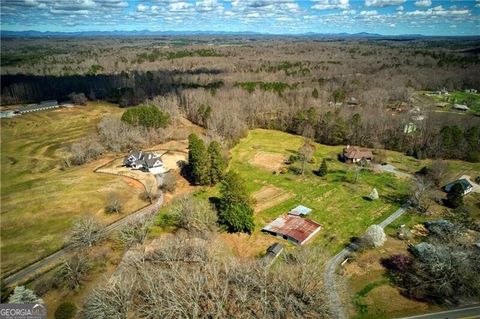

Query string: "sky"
[[1, 0, 479, 35]]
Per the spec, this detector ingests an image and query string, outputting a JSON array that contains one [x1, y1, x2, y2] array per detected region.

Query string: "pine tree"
[[312, 88, 319, 99], [8, 286, 43, 304], [217, 171, 254, 233], [188, 134, 209, 185], [317, 158, 328, 177], [208, 141, 226, 185], [447, 183, 464, 208]]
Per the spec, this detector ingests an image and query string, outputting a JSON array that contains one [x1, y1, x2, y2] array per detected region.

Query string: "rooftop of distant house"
[[342, 145, 374, 160]]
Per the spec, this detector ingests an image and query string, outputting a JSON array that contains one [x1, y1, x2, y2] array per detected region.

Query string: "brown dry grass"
[[248, 151, 285, 172], [252, 185, 294, 213], [219, 232, 282, 259]]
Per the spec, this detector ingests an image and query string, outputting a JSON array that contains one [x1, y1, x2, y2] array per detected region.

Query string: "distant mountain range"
[[2, 30, 479, 39], [0, 30, 454, 38]]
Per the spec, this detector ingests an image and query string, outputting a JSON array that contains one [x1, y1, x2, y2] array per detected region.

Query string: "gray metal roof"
[[443, 179, 473, 193], [15, 100, 59, 113], [266, 243, 283, 255]]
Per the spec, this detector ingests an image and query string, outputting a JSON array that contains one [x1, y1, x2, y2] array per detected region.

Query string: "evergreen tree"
[[447, 183, 464, 208], [317, 158, 328, 177], [312, 88, 319, 99], [188, 134, 209, 185], [8, 286, 43, 304], [217, 171, 254, 233], [208, 141, 226, 185], [121, 104, 170, 128]]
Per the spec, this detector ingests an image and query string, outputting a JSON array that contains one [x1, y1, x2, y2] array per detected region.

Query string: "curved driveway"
[[324, 205, 408, 319]]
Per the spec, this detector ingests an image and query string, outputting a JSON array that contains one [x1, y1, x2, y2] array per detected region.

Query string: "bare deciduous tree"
[[105, 192, 123, 214], [58, 254, 91, 291], [410, 176, 434, 214], [118, 219, 151, 249], [68, 216, 104, 249], [82, 232, 330, 319], [140, 181, 157, 204]]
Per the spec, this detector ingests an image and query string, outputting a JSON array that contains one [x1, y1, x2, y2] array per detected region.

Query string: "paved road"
[[398, 305, 480, 319], [324, 205, 408, 319], [3, 176, 164, 287]]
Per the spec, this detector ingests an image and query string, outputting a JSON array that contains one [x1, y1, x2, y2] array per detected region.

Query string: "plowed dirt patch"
[[253, 186, 294, 212], [249, 151, 285, 172]]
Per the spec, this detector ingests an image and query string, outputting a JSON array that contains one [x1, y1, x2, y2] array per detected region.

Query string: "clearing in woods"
[[0, 102, 147, 276], [248, 151, 285, 172]]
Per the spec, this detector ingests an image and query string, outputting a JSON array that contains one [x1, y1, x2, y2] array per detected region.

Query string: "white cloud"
[[195, 0, 222, 13], [365, 0, 405, 7], [312, 0, 349, 10], [405, 6, 470, 16], [396, 5, 403, 11], [414, 0, 431, 7], [360, 10, 378, 16], [169, 2, 193, 12], [52, 0, 96, 11], [136, 4, 149, 12]]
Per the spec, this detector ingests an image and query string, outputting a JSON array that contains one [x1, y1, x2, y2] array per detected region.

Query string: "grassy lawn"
[[1, 102, 146, 276], [223, 129, 411, 254]]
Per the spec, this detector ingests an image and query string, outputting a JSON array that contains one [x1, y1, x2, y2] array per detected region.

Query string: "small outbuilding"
[[262, 215, 322, 245], [14, 100, 59, 114], [261, 243, 284, 266], [288, 205, 312, 216], [453, 104, 469, 111]]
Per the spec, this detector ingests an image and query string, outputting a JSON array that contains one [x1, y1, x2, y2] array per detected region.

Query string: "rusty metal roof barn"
[[262, 215, 322, 245]]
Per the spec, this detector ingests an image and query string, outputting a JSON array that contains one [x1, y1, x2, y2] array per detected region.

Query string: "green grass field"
[[0, 103, 146, 276], [219, 129, 411, 253]]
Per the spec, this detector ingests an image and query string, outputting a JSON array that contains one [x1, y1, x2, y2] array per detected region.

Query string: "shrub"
[[68, 92, 88, 105], [55, 302, 77, 319], [288, 165, 303, 175], [161, 171, 177, 193]]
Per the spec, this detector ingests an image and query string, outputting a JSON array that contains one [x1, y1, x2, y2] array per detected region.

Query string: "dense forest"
[[1, 36, 479, 162]]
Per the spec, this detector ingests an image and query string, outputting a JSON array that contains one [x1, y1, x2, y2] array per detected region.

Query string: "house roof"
[[443, 179, 473, 193], [262, 215, 322, 245], [343, 145, 373, 160], [288, 205, 312, 216], [145, 157, 162, 168]]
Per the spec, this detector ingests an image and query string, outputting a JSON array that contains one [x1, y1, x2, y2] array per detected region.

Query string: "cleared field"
[[252, 186, 294, 213], [0, 103, 146, 276], [228, 129, 411, 254]]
